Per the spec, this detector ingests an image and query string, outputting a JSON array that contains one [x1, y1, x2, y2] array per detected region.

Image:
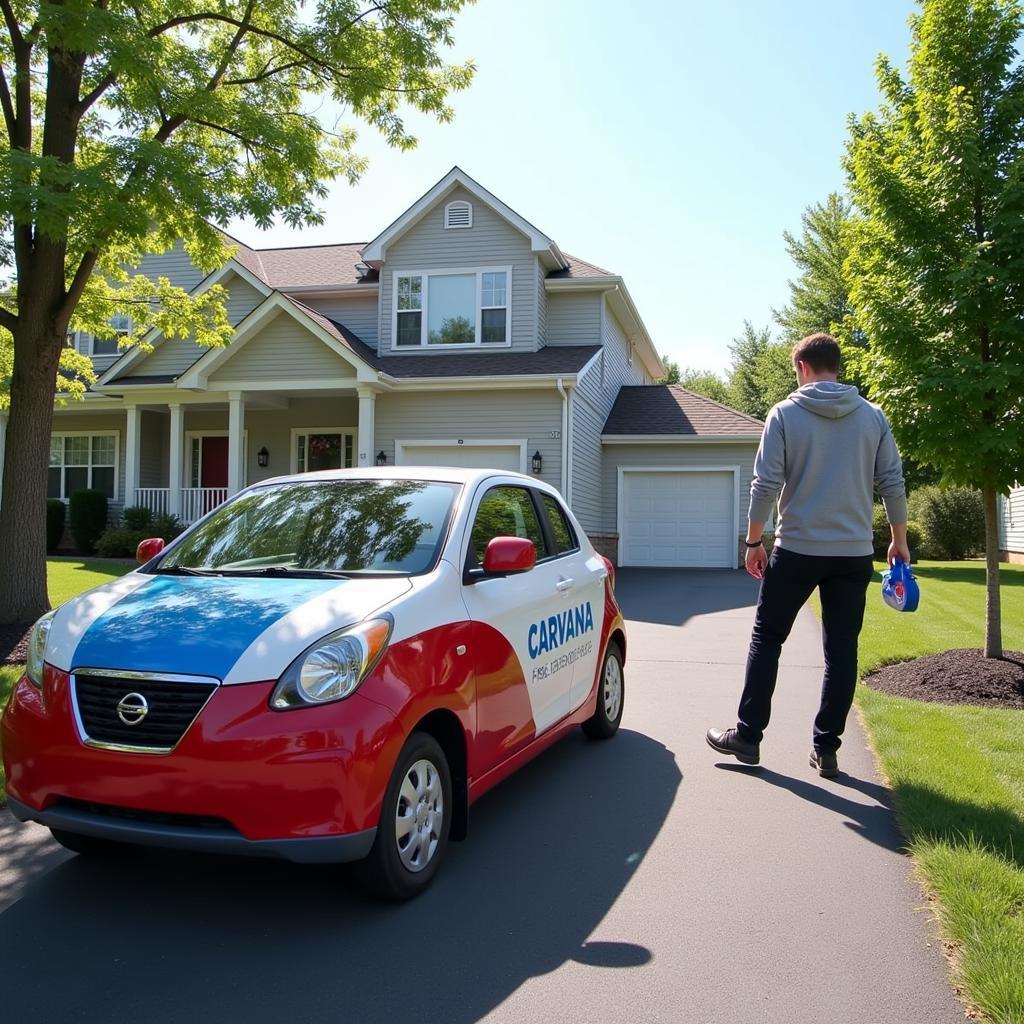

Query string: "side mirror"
[[482, 536, 536, 575], [136, 537, 166, 564]]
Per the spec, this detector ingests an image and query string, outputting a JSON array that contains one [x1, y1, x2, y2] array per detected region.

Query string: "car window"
[[540, 493, 578, 555], [470, 486, 546, 564]]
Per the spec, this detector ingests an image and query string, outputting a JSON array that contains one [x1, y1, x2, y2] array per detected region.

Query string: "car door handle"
[[555, 577, 575, 592]]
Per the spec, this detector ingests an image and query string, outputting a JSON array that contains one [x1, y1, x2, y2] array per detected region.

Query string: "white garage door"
[[620, 470, 736, 568], [397, 442, 523, 472]]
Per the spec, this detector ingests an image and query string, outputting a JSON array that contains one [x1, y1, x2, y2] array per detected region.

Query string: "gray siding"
[[536, 259, 547, 347], [569, 391, 606, 533], [300, 291, 380, 348], [546, 291, 602, 346], [128, 275, 267, 378], [139, 410, 167, 489], [136, 239, 208, 293], [375, 389, 563, 494], [208, 309, 358, 384], [601, 299, 648, 396], [378, 186, 538, 356], [601, 443, 759, 536], [1000, 485, 1024, 553]]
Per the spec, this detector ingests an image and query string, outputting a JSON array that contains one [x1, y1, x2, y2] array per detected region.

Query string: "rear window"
[[540, 493, 578, 554]]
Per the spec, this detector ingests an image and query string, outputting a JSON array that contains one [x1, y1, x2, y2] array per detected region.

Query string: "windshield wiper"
[[213, 566, 353, 579], [153, 565, 221, 577]]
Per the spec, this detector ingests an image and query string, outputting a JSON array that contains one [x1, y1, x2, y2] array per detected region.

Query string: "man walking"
[[706, 333, 909, 778]]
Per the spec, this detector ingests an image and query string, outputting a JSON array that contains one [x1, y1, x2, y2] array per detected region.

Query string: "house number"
[[550, 430, 561, 438]]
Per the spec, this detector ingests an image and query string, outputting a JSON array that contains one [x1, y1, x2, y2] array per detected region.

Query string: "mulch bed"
[[0, 621, 33, 666], [864, 648, 1024, 710]]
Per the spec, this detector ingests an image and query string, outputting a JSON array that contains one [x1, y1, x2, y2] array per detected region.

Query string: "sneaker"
[[809, 748, 838, 778], [706, 727, 760, 765]]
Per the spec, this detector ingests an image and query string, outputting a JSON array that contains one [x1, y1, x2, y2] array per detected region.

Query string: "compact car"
[[2, 468, 626, 898]]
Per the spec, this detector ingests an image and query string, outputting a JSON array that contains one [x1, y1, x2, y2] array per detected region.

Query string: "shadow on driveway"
[[0, 728, 680, 1024], [615, 569, 759, 628]]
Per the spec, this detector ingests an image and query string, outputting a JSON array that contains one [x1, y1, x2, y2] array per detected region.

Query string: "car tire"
[[356, 731, 452, 900], [49, 828, 125, 857], [582, 642, 624, 740]]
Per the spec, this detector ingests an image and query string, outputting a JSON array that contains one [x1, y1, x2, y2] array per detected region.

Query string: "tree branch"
[[0, 0, 25, 52], [75, 69, 117, 118], [224, 59, 307, 87], [207, 0, 256, 91], [0, 306, 17, 332], [0, 63, 15, 142]]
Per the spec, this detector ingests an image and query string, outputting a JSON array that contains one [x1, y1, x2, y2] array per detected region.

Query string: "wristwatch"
[[743, 539, 763, 548]]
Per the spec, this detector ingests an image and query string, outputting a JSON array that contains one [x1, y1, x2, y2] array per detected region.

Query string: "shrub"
[[149, 513, 184, 541], [46, 499, 66, 552], [69, 489, 108, 554], [94, 527, 148, 559], [872, 505, 926, 561], [908, 485, 985, 560], [122, 505, 153, 531]]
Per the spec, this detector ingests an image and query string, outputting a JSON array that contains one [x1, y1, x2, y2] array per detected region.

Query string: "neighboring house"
[[999, 486, 1024, 563], [25, 166, 763, 567]]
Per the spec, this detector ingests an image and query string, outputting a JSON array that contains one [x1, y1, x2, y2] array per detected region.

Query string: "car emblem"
[[116, 692, 149, 726]]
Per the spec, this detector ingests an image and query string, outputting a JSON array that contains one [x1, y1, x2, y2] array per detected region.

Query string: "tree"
[[0, 0, 474, 624], [725, 321, 794, 421], [845, 0, 1024, 657], [658, 354, 681, 384], [677, 367, 731, 406], [774, 192, 870, 393]]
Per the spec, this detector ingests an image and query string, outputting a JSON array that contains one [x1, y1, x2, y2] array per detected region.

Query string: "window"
[[470, 485, 545, 565], [393, 268, 511, 348], [294, 431, 354, 473], [90, 315, 131, 357], [48, 433, 117, 500], [540, 493, 578, 555], [444, 200, 472, 229]]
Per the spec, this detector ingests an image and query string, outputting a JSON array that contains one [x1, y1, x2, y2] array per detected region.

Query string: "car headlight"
[[26, 610, 56, 689], [270, 616, 394, 710]]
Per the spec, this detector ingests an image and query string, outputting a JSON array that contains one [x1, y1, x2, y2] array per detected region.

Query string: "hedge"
[[46, 498, 66, 552], [69, 490, 108, 554]]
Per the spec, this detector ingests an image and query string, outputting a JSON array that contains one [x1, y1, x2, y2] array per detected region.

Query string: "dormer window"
[[393, 267, 511, 348], [444, 200, 472, 229]]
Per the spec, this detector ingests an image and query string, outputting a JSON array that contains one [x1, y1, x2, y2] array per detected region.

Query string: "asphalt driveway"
[[0, 569, 962, 1024]]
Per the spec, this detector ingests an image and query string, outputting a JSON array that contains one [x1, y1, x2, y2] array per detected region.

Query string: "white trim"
[[444, 200, 473, 229], [379, 374, 581, 391], [616, 465, 741, 569], [289, 427, 358, 475], [394, 438, 528, 475], [184, 430, 248, 489], [602, 435, 762, 445], [48, 429, 120, 504], [391, 266, 512, 350]]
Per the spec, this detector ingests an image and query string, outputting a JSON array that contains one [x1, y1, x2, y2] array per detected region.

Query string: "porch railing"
[[134, 487, 229, 525]]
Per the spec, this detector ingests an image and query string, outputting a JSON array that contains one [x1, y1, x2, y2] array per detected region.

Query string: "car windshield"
[[155, 479, 459, 577]]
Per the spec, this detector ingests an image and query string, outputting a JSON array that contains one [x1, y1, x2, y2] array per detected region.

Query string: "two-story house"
[[31, 167, 763, 567]]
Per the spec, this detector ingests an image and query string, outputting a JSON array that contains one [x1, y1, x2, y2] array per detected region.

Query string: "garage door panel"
[[621, 470, 736, 568]]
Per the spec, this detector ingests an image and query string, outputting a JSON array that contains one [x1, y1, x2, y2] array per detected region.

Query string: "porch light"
[[531, 451, 542, 475], [257, 446, 269, 468], [376, 450, 387, 466]]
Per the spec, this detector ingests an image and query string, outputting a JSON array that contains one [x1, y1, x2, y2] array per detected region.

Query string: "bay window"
[[48, 433, 117, 500], [393, 267, 511, 348]]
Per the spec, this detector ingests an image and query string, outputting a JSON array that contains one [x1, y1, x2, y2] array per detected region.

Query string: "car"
[[2, 468, 626, 898]]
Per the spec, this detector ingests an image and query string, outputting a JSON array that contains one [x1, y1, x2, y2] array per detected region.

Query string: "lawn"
[[847, 562, 1024, 1024], [0, 558, 133, 804]]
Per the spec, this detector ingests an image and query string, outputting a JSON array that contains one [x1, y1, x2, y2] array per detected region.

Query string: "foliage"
[[658, 354, 681, 384], [678, 367, 732, 405], [1, 333, 97, 408], [45, 498, 65, 552], [725, 321, 794, 420], [908, 485, 985, 560], [428, 315, 474, 345], [96, 508, 183, 558], [94, 527, 148, 559], [150, 513, 184, 541], [844, 0, 1024, 655], [122, 505, 154, 532], [68, 489, 108, 554], [871, 504, 924, 560]]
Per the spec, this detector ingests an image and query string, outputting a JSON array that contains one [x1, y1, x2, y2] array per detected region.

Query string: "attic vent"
[[444, 200, 472, 229]]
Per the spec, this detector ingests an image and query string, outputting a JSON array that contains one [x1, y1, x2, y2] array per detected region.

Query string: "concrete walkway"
[[0, 569, 963, 1024]]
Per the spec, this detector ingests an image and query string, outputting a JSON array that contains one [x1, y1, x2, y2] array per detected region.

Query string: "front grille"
[[54, 798, 233, 833], [72, 672, 217, 752]]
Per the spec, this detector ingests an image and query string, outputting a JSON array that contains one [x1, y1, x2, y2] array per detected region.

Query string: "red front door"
[[201, 436, 229, 488]]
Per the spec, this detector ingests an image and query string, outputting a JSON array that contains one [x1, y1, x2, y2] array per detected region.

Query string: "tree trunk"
[[0, 319, 63, 625], [982, 485, 1003, 659]]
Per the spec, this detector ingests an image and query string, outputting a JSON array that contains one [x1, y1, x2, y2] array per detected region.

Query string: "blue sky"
[[227, 0, 916, 375]]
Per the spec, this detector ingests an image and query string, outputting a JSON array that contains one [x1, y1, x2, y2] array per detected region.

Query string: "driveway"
[[0, 569, 961, 1024]]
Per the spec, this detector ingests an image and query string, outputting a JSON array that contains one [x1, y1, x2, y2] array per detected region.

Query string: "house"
[[999, 486, 1024, 563], [30, 167, 764, 567]]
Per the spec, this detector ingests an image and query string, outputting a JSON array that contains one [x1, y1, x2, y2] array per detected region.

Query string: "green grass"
[[829, 561, 1024, 1024], [1, 558, 133, 805]]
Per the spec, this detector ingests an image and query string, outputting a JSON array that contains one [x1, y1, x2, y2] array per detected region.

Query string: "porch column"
[[124, 405, 141, 509], [168, 403, 184, 518], [357, 386, 376, 467], [0, 411, 7, 515], [228, 392, 245, 494]]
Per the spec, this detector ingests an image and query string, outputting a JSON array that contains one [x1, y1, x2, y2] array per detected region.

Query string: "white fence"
[[134, 487, 229, 525]]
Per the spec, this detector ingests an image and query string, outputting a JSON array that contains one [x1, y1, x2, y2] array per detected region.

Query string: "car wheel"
[[357, 731, 452, 900], [582, 642, 624, 740], [49, 828, 125, 857]]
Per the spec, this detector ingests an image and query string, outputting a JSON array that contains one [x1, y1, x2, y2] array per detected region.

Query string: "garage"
[[395, 439, 525, 472], [618, 468, 739, 568]]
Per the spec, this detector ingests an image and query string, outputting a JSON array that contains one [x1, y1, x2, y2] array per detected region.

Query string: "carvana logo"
[[528, 601, 594, 659]]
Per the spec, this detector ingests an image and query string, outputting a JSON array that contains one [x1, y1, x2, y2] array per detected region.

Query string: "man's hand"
[[745, 543, 768, 580], [888, 523, 911, 565]]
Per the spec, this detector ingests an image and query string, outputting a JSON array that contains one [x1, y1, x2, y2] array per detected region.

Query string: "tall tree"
[[0, 0, 474, 624], [726, 321, 794, 421], [845, 0, 1024, 657], [678, 367, 731, 406], [658, 353, 681, 384]]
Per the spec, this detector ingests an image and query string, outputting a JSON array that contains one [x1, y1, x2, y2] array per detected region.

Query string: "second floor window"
[[394, 268, 510, 348], [90, 314, 132, 356]]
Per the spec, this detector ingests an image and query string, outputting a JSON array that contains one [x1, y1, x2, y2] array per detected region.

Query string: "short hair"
[[792, 332, 841, 373]]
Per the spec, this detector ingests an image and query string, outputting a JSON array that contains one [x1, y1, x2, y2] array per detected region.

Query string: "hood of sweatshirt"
[[788, 381, 862, 419]]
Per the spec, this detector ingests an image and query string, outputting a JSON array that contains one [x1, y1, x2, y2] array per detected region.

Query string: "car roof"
[[253, 466, 550, 489]]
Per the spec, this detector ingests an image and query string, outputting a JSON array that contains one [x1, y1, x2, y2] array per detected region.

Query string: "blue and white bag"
[[881, 559, 919, 613]]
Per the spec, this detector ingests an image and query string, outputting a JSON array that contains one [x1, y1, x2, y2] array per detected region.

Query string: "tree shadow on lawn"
[[911, 564, 1024, 588], [0, 728, 680, 1024]]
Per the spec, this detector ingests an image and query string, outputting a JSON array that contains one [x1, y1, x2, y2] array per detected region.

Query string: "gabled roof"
[[548, 253, 615, 279], [360, 166, 567, 271], [603, 385, 764, 437]]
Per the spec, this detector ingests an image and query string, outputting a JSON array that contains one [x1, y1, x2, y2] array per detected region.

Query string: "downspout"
[[556, 377, 571, 501]]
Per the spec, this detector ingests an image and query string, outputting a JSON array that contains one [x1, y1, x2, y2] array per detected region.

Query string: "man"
[[706, 333, 909, 778]]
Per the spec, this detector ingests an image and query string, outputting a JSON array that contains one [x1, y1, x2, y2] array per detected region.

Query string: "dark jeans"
[[737, 546, 875, 752]]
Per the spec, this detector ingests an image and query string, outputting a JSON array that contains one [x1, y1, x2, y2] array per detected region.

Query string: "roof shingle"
[[603, 385, 764, 437]]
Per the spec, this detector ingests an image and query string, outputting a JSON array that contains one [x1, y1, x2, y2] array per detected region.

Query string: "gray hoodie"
[[749, 382, 907, 557]]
